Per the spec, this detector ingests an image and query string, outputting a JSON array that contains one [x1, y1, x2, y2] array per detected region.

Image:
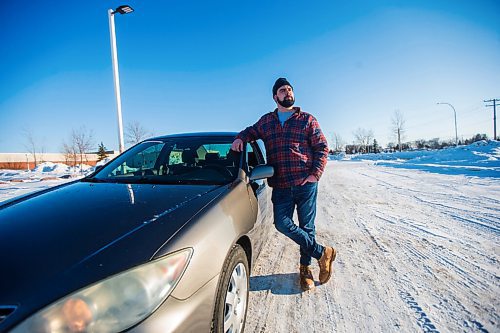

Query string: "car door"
[[245, 141, 272, 261]]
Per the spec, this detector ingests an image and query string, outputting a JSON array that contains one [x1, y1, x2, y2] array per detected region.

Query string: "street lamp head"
[[114, 5, 134, 15]]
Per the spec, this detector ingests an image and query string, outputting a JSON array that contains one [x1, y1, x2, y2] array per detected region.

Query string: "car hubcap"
[[223, 263, 248, 333]]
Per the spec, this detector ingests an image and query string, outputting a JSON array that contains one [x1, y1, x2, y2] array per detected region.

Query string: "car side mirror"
[[249, 165, 274, 181]]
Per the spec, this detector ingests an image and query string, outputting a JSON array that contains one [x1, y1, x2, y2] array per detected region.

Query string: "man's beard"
[[278, 96, 295, 108]]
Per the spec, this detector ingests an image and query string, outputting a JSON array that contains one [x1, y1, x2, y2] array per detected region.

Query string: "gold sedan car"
[[0, 133, 274, 333]]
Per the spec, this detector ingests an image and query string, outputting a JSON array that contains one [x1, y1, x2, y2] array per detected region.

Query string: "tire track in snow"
[[399, 290, 440, 332], [336, 163, 499, 332]]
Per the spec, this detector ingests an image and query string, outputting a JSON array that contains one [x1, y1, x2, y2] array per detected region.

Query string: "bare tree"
[[391, 110, 406, 152], [39, 138, 47, 163], [125, 121, 152, 146], [23, 128, 38, 167], [71, 127, 95, 167], [61, 141, 78, 166], [331, 132, 345, 152], [353, 127, 374, 153]]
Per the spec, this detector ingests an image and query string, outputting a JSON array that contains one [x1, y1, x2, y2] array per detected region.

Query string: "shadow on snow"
[[375, 162, 500, 178], [250, 273, 304, 295]]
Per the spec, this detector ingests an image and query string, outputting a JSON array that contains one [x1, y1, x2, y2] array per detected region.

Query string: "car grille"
[[0, 306, 16, 323]]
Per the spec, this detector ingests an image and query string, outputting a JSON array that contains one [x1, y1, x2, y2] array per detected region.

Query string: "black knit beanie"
[[272, 77, 293, 96]]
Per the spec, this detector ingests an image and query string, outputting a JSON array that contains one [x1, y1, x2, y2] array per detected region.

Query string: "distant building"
[[0, 151, 118, 170]]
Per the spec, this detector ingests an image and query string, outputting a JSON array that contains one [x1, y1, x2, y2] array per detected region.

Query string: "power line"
[[405, 115, 450, 130], [466, 119, 491, 126], [484, 98, 499, 140], [403, 104, 484, 131], [459, 105, 484, 116]]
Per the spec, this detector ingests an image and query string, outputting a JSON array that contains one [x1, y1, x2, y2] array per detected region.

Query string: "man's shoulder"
[[258, 111, 277, 122], [295, 109, 317, 122]]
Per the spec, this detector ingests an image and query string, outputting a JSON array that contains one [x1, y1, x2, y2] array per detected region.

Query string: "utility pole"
[[484, 99, 499, 140]]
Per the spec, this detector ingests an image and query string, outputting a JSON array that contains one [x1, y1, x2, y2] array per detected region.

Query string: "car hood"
[[0, 181, 225, 325]]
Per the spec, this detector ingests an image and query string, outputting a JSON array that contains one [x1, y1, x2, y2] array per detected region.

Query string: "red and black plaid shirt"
[[237, 107, 329, 188]]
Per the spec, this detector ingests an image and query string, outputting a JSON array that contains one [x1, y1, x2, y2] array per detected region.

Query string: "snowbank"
[[33, 162, 72, 174], [0, 162, 93, 182], [342, 140, 500, 178]]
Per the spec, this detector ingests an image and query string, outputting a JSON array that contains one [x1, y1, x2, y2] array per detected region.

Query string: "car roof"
[[148, 132, 238, 141]]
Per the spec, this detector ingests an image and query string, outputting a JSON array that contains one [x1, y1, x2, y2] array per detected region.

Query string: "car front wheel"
[[212, 244, 249, 333]]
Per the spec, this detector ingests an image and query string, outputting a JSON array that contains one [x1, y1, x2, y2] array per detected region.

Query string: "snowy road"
[[246, 161, 499, 333]]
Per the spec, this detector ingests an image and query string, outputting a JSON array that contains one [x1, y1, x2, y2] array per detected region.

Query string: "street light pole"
[[108, 5, 134, 153], [437, 102, 458, 146]]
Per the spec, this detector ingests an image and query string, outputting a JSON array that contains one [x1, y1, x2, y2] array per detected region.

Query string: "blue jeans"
[[271, 182, 324, 266]]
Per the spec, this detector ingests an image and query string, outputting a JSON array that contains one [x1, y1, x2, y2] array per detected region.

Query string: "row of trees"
[[334, 132, 490, 155], [330, 110, 491, 155], [23, 121, 153, 167], [382, 133, 487, 152], [412, 134, 488, 150], [330, 110, 405, 154]]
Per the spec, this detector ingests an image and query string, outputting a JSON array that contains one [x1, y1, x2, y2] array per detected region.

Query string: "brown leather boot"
[[299, 265, 315, 291], [318, 246, 337, 284]]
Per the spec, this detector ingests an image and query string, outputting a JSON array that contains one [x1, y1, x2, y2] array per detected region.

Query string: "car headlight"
[[12, 248, 193, 333]]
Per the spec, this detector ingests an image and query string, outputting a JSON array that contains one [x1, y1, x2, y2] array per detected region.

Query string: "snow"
[[0, 162, 94, 202], [343, 140, 500, 178], [0, 162, 93, 181], [96, 157, 113, 167], [31, 161, 93, 174], [247, 161, 499, 332], [0, 142, 499, 332]]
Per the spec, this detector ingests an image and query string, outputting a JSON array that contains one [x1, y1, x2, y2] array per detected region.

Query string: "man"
[[231, 77, 336, 291]]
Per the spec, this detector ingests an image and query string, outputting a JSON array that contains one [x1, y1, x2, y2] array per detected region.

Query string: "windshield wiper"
[[135, 177, 154, 183], [81, 178, 110, 183]]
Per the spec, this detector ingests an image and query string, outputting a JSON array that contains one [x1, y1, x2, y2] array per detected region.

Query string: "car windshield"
[[85, 136, 241, 185]]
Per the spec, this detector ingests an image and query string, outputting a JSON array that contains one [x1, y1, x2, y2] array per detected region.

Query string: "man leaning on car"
[[231, 77, 336, 291]]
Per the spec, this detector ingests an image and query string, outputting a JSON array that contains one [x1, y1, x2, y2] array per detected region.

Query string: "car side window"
[[246, 143, 258, 173], [254, 139, 266, 164]]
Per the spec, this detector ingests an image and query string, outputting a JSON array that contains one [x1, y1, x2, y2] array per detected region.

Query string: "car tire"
[[211, 244, 249, 333]]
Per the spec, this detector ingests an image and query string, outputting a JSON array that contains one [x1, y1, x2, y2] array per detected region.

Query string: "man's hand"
[[300, 175, 318, 185], [231, 138, 244, 152]]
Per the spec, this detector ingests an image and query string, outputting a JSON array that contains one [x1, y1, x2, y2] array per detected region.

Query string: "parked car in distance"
[[0, 132, 274, 333]]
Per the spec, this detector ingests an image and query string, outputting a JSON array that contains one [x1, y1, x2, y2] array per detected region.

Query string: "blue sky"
[[1, 0, 499, 153]]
